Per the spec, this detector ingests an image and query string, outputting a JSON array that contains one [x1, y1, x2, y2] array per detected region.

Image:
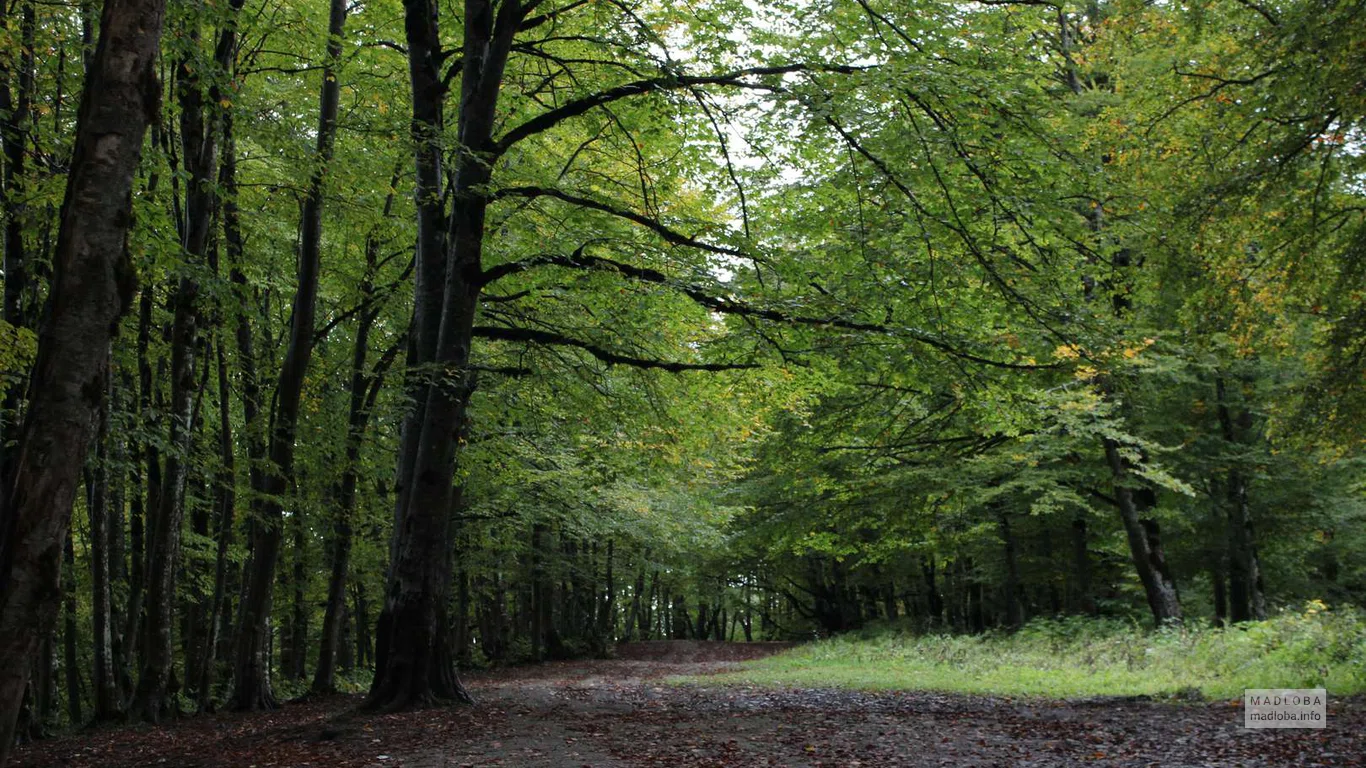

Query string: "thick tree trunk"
[[671, 595, 691, 639], [527, 522, 563, 661], [231, 0, 345, 710], [367, 0, 528, 713], [0, 0, 166, 754], [1103, 438, 1182, 625]]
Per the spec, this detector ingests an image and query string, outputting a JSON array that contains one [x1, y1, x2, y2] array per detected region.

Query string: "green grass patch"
[[685, 601, 1366, 701]]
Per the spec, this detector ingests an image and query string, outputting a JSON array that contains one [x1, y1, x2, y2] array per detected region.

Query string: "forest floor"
[[10, 640, 1363, 768]]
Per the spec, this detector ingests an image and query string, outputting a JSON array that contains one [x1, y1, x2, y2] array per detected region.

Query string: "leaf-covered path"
[[11, 642, 1363, 768]]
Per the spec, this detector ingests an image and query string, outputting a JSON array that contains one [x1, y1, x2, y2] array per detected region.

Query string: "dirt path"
[[11, 642, 1363, 767]]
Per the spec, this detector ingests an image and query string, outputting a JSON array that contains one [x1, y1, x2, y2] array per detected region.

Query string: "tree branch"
[[483, 251, 1055, 370], [1230, 0, 1278, 26], [494, 63, 867, 155], [472, 325, 758, 372], [519, 0, 591, 31], [492, 187, 743, 256]]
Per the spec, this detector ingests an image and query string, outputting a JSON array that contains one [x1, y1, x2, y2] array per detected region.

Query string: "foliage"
[[699, 603, 1366, 700]]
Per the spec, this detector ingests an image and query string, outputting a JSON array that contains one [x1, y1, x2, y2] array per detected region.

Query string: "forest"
[[0, 0, 1363, 764]]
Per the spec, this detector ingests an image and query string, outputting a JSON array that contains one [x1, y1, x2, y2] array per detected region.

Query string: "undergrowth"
[[689, 601, 1366, 700]]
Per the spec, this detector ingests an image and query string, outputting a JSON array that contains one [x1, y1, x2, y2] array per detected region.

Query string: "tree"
[[230, 0, 348, 712], [0, 0, 168, 758]]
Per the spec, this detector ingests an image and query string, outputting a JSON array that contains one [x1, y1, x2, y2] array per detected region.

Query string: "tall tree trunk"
[[741, 580, 753, 642], [231, 0, 345, 709], [1103, 438, 1182, 625], [88, 378, 121, 721], [62, 533, 81, 725], [106, 380, 128, 691], [285, 513, 308, 681], [965, 558, 985, 634], [313, 177, 400, 694], [1215, 376, 1265, 623], [0, 0, 166, 753], [1212, 557, 1228, 628], [597, 539, 614, 647], [353, 583, 371, 670], [922, 556, 943, 628], [131, 273, 198, 722], [643, 571, 657, 640], [221, 110, 266, 693], [196, 340, 235, 710], [623, 563, 646, 643], [119, 288, 157, 698], [132, 5, 236, 714], [367, 0, 532, 712], [1070, 514, 1094, 614], [999, 510, 1023, 629]]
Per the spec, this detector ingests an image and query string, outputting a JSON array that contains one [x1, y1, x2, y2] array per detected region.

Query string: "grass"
[[684, 601, 1366, 701]]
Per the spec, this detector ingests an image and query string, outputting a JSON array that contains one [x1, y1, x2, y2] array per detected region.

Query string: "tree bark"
[[0, 0, 166, 753], [1070, 514, 1094, 614], [88, 377, 121, 721], [1215, 376, 1265, 623], [118, 288, 157, 699], [597, 539, 614, 647], [62, 533, 81, 725], [999, 511, 1023, 629], [131, 271, 198, 722], [623, 563, 646, 643], [1212, 557, 1228, 627], [195, 340, 236, 710], [922, 557, 943, 628], [1103, 438, 1182, 625]]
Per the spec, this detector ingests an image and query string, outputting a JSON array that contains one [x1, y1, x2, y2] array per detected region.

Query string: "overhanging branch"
[[472, 325, 758, 372], [492, 187, 743, 257], [494, 63, 868, 155], [481, 251, 1055, 370]]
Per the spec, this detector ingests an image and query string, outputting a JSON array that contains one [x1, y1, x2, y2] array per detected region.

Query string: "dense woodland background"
[[0, 0, 1363, 752]]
